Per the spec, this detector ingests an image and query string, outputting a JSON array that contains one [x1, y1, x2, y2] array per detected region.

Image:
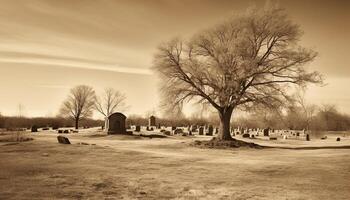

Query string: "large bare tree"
[[95, 88, 128, 129], [59, 85, 96, 129], [153, 7, 323, 140]]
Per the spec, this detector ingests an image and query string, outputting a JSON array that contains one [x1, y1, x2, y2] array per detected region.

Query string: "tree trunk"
[[104, 117, 109, 132], [75, 118, 79, 130], [217, 108, 234, 140]]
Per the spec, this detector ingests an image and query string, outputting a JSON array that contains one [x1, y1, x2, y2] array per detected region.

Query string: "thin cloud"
[[0, 56, 153, 75]]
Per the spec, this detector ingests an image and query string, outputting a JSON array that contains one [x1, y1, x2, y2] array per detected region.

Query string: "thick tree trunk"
[[217, 108, 234, 140], [75, 118, 79, 130]]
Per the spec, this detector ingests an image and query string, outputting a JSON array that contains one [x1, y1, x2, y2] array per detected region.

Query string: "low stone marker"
[[31, 125, 38, 132], [164, 131, 171, 135], [336, 137, 341, 141], [242, 133, 250, 138], [321, 136, 327, 140], [57, 136, 71, 144], [135, 125, 141, 132], [174, 128, 183, 134]]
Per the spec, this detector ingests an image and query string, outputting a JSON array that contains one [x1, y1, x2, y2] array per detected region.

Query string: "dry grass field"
[[1, 130, 350, 200]]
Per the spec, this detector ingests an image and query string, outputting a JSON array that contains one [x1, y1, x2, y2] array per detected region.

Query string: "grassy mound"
[[193, 137, 263, 149]]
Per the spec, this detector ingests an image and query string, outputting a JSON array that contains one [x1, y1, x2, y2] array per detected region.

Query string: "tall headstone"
[[149, 115, 156, 127], [107, 112, 127, 134], [207, 125, 213, 136], [199, 126, 204, 135], [263, 128, 269, 136], [135, 125, 141, 132], [306, 134, 310, 141]]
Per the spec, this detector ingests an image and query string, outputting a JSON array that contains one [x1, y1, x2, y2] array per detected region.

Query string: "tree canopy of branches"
[[59, 85, 96, 129], [153, 6, 323, 140], [95, 88, 128, 117], [95, 88, 128, 129]]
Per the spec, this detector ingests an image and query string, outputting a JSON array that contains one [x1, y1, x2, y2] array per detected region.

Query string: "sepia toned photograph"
[[0, 0, 349, 199]]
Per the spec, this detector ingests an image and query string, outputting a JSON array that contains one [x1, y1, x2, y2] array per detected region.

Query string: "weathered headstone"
[[31, 125, 38, 132], [57, 136, 71, 144], [242, 133, 250, 138], [164, 130, 171, 135], [149, 115, 156, 126], [199, 126, 204, 135], [107, 112, 127, 134], [206, 125, 213, 136], [263, 128, 269, 136], [174, 128, 183, 134], [135, 125, 141, 132], [336, 137, 341, 141], [306, 134, 310, 141]]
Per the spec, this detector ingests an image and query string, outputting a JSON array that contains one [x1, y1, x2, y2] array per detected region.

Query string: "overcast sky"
[[0, 0, 349, 118]]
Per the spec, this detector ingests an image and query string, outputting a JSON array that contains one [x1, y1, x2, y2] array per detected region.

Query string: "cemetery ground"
[[1, 129, 350, 200]]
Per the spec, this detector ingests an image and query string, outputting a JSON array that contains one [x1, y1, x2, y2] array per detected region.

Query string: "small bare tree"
[[153, 6, 323, 140], [294, 91, 317, 131], [59, 85, 96, 129], [95, 88, 128, 129]]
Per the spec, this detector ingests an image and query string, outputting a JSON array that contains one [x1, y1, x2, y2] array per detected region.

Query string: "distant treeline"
[[234, 104, 350, 131], [0, 115, 104, 130]]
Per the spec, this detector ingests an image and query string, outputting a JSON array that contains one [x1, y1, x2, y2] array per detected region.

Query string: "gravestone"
[[306, 134, 310, 141], [149, 115, 156, 126], [242, 133, 250, 138], [215, 128, 219, 134], [199, 127, 204, 135], [336, 137, 341, 141], [206, 125, 213, 136], [191, 125, 197, 132], [107, 112, 127, 134], [31, 125, 38, 132], [57, 136, 71, 144], [174, 128, 183, 134], [135, 125, 141, 132], [263, 128, 269, 136]]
